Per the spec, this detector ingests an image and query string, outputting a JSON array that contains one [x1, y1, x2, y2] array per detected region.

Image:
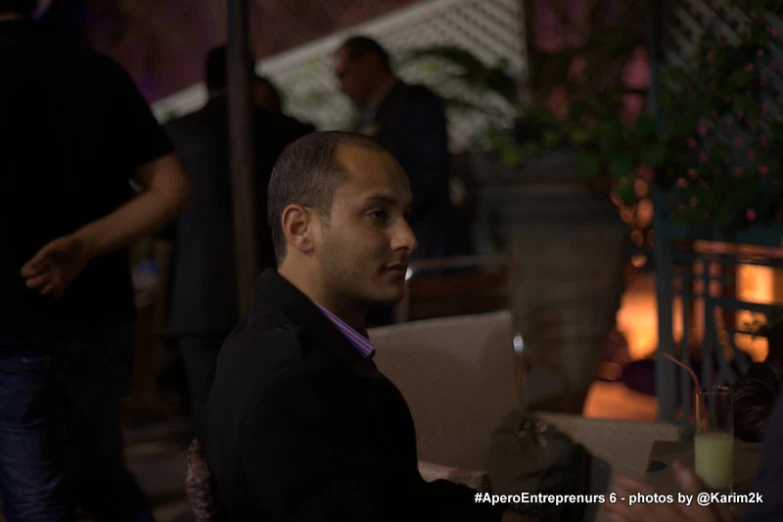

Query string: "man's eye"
[[368, 210, 387, 220]]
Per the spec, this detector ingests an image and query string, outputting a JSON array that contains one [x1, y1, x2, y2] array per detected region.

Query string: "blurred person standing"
[[0, 1, 191, 521], [162, 46, 314, 444], [332, 35, 460, 263]]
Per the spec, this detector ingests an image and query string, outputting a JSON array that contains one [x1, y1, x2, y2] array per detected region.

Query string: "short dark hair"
[[205, 45, 256, 91], [338, 35, 392, 71], [0, 0, 37, 16], [267, 131, 388, 264]]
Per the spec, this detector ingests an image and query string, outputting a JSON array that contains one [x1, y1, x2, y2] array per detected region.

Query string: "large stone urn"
[[473, 148, 630, 414]]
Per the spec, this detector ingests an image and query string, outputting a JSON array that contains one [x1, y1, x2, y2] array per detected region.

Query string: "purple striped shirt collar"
[[314, 303, 375, 359]]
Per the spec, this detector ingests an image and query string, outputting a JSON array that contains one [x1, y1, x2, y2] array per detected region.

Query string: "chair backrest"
[[186, 439, 219, 522], [395, 255, 511, 322], [370, 310, 520, 470]]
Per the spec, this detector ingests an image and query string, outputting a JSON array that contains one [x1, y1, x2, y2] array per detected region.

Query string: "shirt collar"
[[313, 303, 375, 359], [360, 77, 398, 125]]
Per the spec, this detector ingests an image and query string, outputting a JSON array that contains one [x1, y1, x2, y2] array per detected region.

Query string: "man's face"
[[252, 81, 278, 112], [332, 47, 379, 110], [313, 145, 417, 308]]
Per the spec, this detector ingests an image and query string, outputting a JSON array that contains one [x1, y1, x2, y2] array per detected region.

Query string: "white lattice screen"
[[662, 0, 783, 116], [152, 0, 527, 151]]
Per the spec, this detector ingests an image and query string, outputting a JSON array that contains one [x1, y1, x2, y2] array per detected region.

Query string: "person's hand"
[[601, 461, 735, 522], [20, 233, 92, 298]]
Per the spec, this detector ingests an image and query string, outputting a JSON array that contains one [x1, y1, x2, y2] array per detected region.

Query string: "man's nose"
[[391, 219, 417, 254]]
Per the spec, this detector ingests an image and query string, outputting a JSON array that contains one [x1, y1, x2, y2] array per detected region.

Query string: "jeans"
[[0, 321, 153, 522]]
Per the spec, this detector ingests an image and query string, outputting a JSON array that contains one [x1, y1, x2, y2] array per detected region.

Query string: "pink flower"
[[737, 109, 745, 119], [747, 208, 758, 222], [770, 26, 779, 37], [758, 164, 770, 176], [734, 165, 744, 176], [687, 137, 698, 149], [758, 48, 766, 56], [621, 47, 651, 89], [677, 177, 688, 188], [747, 149, 756, 161], [688, 168, 698, 179], [771, 59, 780, 70], [745, 63, 755, 72], [698, 124, 708, 136], [760, 134, 769, 146], [690, 197, 698, 207], [699, 151, 708, 163], [734, 136, 743, 146]]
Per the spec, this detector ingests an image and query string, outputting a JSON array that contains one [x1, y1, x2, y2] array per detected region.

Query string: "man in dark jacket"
[[206, 131, 528, 521], [332, 35, 458, 263], [164, 46, 314, 442]]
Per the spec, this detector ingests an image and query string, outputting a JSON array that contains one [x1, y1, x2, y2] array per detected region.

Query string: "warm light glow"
[[734, 265, 775, 361]]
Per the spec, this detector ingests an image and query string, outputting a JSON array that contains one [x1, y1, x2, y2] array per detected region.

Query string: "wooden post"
[[226, 0, 258, 317]]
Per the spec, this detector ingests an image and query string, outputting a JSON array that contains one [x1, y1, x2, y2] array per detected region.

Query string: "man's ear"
[[281, 204, 315, 255]]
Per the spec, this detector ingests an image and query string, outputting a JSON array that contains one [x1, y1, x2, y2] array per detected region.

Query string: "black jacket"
[[164, 99, 314, 336], [206, 269, 504, 521]]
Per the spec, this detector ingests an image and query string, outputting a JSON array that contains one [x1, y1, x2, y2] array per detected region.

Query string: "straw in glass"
[[662, 353, 710, 435]]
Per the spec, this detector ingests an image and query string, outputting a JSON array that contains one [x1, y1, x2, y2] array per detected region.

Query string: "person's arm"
[[20, 155, 190, 296], [740, 392, 783, 522], [240, 362, 510, 521], [75, 154, 189, 259]]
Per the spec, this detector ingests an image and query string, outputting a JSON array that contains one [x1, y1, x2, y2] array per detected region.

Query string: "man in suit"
[[163, 46, 314, 442], [332, 35, 459, 263], [206, 131, 528, 521]]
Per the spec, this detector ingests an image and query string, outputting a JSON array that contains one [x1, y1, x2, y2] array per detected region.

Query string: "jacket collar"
[[252, 269, 375, 371]]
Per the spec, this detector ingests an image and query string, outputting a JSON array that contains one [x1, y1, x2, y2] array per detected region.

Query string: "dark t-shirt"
[[0, 20, 173, 349]]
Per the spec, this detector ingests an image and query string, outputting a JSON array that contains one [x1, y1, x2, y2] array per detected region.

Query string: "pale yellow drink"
[[694, 432, 734, 490]]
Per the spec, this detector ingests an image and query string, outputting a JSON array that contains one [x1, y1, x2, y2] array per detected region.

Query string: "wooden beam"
[[226, 0, 258, 317]]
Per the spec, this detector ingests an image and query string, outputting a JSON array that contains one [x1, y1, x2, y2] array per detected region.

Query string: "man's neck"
[[0, 13, 27, 22], [277, 265, 367, 330], [361, 74, 397, 114]]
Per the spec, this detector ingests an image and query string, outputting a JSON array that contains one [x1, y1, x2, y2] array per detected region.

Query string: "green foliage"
[[656, 7, 783, 231], [404, 0, 783, 231]]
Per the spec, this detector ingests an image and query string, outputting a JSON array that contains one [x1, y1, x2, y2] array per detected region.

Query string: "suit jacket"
[[163, 99, 314, 337], [206, 269, 505, 521], [366, 81, 456, 260]]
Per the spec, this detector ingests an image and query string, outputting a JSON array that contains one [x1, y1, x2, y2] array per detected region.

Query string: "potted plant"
[[399, 0, 661, 413]]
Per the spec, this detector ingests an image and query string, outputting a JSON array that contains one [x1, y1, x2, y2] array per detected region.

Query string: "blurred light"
[[513, 333, 524, 354], [631, 254, 648, 268], [634, 178, 649, 197], [637, 198, 654, 226], [405, 268, 414, 281]]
